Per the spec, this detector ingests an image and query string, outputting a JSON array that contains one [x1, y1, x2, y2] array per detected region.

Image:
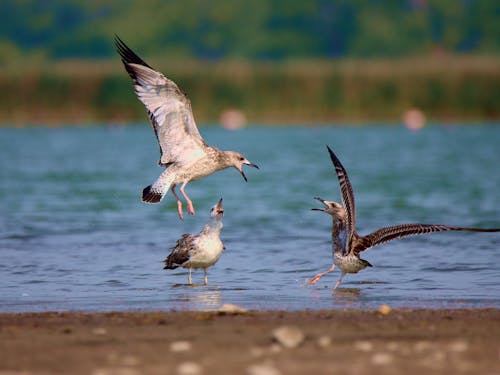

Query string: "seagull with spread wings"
[[308, 146, 500, 290], [114, 36, 258, 219]]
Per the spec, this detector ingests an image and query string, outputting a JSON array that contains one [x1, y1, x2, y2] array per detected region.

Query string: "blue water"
[[0, 124, 499, 312]]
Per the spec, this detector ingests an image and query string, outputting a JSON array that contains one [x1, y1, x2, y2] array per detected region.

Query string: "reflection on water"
[[172, 287, 223, 311], [0, 125, 499, 312]]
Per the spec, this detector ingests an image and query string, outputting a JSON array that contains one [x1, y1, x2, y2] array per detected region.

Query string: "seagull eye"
[[239, 157, 244, 161]]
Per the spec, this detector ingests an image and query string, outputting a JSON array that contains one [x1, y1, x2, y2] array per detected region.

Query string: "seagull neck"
[[218, 150, 235, 168], [200, 219, 223, 236]]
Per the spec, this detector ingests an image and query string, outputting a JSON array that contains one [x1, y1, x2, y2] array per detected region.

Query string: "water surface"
[[0, 124, 499, 312]]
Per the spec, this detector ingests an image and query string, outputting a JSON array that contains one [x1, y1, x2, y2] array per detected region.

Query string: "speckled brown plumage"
[[115, 36, 258, 219], [308, 146, 500, 290]]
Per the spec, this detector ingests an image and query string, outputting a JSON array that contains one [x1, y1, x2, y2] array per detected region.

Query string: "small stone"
[[371, 352, 394, 365], [247, 364, 282, 375], [317, 336, 331, 348], [170, 341, 192, 353], [448, 340, 468, 353], [218, 303, 248, 314], [272, 326, 305, 348], [354, 340, 373, 352], [378, 304, 392, 315], [177, 362, 202, 375], [92, 327, 107, 336]]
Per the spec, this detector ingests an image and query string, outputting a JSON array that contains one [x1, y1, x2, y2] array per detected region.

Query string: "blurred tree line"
[[0, 0, 498, 125], [0, 0, 498, 62]]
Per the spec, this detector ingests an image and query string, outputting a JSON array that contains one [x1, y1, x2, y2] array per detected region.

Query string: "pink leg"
[[171, 185, 184, 220], [333, 272, 347, 291], [180, 182, 195, 216], [307, 264, 336, 285]]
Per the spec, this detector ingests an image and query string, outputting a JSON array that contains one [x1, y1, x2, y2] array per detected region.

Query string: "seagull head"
[[226, 151, 259, 182], [209, 198, 224, 219], [312, 197, 346, 220]]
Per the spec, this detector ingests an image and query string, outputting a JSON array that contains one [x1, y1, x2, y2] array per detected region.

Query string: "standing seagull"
[[164, 198, 225, 285], [114, 36, 258, 219], [308, 146, 500, 290]]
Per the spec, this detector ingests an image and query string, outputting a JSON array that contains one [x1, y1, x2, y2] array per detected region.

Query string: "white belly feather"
[[334, 253, 368, 274], [187, 234, 224, 269]]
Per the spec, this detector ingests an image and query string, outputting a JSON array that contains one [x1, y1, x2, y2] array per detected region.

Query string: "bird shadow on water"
[[330, 288, 364, 307], [168, 286, 223, 310], [172, 283, 208, 288], [333, 288, 361, 295]]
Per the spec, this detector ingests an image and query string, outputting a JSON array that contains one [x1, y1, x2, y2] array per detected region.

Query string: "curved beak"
[[240, 170, 248, 182], [216, 198, 224, 215], [311, 196, 327, 211], [245, 161, 259, 169], [240, 160, 259, 182]]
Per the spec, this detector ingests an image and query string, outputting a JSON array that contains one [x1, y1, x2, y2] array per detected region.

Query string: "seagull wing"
[[352, 224, 499, 255], [115, 36, 206, 166], [163, 234, 196, 269], [327, 146, 357, 246]]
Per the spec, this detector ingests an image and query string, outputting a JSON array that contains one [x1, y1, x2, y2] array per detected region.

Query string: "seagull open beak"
[[244, 161, 259, 169], [215, 198, 224, 215], [240, 160, 259, 182], [311, 197, 327, 211]]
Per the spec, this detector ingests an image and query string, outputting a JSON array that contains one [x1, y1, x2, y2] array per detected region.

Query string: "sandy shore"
[[0, 308, 499, 375]]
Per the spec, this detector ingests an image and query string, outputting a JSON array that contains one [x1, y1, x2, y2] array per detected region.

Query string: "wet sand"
[[1, 309, 499, 375]]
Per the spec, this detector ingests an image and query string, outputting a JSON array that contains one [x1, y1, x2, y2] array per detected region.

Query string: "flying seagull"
[[308, 145, 500, 290], [114, 36, 258, 219], [163, 198, 225, 285]]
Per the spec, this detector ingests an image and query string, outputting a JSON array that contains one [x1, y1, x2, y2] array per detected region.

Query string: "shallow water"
[[0, 124, 499, 312]]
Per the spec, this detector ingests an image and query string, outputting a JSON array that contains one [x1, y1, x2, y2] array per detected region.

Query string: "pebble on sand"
[[170, 341, 192, 353], [218, 303, 248, 314], [448, 340, 469, 353], [317, 336, 331, 348], [378, 304, 392, 315], [371, 352, 394, 365], [92, 327, 108, 336], [354, 341, 374, 352], [177, 361, 202, 375], [272, 326, 305, 349], [247, 363, 282, 375]]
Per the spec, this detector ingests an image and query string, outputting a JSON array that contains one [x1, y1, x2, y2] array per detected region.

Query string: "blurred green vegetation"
[[1, 56, 498, 125], [1, 0, 498, 60], [0, 0, 498, 124]]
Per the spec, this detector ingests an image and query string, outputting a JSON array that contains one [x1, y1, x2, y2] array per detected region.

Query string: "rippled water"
[[0, 124, 499, 312]]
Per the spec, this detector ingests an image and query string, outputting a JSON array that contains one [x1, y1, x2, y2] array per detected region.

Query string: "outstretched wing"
[[326, 146, 357, 245], [163, 234, 196, 269], [115, 36, 206, 166], [352, 223, 500, 255]]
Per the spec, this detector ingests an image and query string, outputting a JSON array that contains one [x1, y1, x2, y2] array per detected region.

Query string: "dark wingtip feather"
[[326, 145, 342, 169], [163, 263, 178, 270], [113, 35, 153, 71], [142, 185, 162, 204]]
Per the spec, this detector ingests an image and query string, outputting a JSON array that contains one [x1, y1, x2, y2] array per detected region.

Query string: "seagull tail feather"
[[142, 170, 175, 204], [163, 263, 178, 270], [142, 185, 163, 203]]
